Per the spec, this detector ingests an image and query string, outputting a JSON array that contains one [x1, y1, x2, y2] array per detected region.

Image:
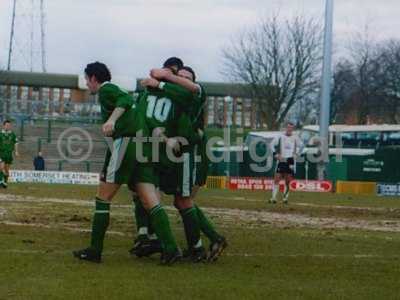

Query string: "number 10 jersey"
[[136, 82, 196, 139]]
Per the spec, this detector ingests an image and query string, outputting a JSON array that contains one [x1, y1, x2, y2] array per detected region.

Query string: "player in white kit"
[[269, 122, 304, 204]]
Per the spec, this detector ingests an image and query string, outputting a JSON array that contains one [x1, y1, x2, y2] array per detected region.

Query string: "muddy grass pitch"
[[1, 183, 400, 299]]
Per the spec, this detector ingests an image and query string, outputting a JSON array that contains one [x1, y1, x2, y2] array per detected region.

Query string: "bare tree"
[[332, 37, 400, 124], [375, 40, 400, 123], [287, 94, 318, 126], [347, 31, 383, 124], [222, 15, 322, 130], [330, 60, 357, 123]]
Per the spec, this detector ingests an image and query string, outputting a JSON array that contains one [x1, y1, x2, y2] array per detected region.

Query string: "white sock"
[[194, 239, 203, 249], [138, 227, 148, 236], [271, 184, 279, 200]]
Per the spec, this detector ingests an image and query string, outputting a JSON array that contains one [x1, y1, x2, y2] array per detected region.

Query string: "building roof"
[[0, 70, 255, 97], [247, 131, 301, 139], [303, 124, 400, 133], [0, 70, 78, 89], [304, 147, 375, 156], [135, 79, 253, 98]]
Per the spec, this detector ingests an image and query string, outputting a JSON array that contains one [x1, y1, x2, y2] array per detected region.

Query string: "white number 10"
[[146, 96, 172, 122]]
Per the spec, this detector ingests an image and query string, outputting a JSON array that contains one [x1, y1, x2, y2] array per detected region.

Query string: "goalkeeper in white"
[[269, 122, 304, 204]]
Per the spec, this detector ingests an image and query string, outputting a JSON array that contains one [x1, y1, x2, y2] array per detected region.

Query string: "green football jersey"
[[98, 82, 146, 137], [134, 82, 197, 166], [0, 130, 18, 154], [176, 113, 201, 147], [191, 84, 207, 131], [136, 82, 195, 137], [175, 84, 206, 147]]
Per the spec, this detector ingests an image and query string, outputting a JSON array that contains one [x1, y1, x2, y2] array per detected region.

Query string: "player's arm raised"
[[141, 78, 194, 105], [159, 81, 194, 104], [151, 68, 200, 93]]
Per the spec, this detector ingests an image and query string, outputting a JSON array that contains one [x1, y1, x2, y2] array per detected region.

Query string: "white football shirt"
[[270, 133, 304, 159]]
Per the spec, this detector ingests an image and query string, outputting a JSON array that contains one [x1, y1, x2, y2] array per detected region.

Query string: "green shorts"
[[156, 164, 177, 195], [152, 146, 177, 194], [101, 137, 134, 185], [101, 138, 153, 185], [149, 144, 196, 197], [0, 152, 13, 165], [175, 148, 197, 198], [127, 142, 159, 191], [157, 142, 208, 196], [127, 162, 157, 191], [195, 137, 209, 187]]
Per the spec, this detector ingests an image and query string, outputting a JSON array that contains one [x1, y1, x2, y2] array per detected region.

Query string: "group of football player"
[[73, 58, 227, 265]]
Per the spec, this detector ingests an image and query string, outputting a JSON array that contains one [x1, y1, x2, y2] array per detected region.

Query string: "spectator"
[[33, 151, 45, 171]]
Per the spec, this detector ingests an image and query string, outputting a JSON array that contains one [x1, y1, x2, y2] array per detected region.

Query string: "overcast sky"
[[1, 0, 400, 84]]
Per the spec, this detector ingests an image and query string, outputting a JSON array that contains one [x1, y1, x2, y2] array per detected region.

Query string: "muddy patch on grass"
[[0, 221, 126, 236], [203, 207, 400, 233], [0, 207, 6, 217], [2, 194, 400, 233]]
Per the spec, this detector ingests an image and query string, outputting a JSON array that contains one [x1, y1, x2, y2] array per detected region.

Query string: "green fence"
[[0, 114, 102, 142], [209, 146, 400, 183]]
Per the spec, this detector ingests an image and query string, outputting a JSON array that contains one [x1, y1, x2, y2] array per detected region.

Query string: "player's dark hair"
[[163, 57, 184, 70], [3, 120, 11, 125], [84, 62, 112, 83], [181, 66, 196, 82]]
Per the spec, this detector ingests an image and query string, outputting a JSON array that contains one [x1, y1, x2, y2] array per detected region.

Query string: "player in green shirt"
[[73, 62, 180, 265], [0, 120, 19, 188], [129, 58, 182, 257], [128, 63, 201, 263], [132, 64, 226, 262], [173, 66, 227, 262]]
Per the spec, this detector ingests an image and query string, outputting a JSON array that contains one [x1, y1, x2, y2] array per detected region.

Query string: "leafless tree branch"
[[221, 15, 322, 129]]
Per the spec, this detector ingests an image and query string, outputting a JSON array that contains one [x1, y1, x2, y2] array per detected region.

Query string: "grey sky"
[[1, 0, 400, 84]]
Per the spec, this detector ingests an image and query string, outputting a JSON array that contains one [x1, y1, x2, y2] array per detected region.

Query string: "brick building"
[[0, 70, 265, 128]]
